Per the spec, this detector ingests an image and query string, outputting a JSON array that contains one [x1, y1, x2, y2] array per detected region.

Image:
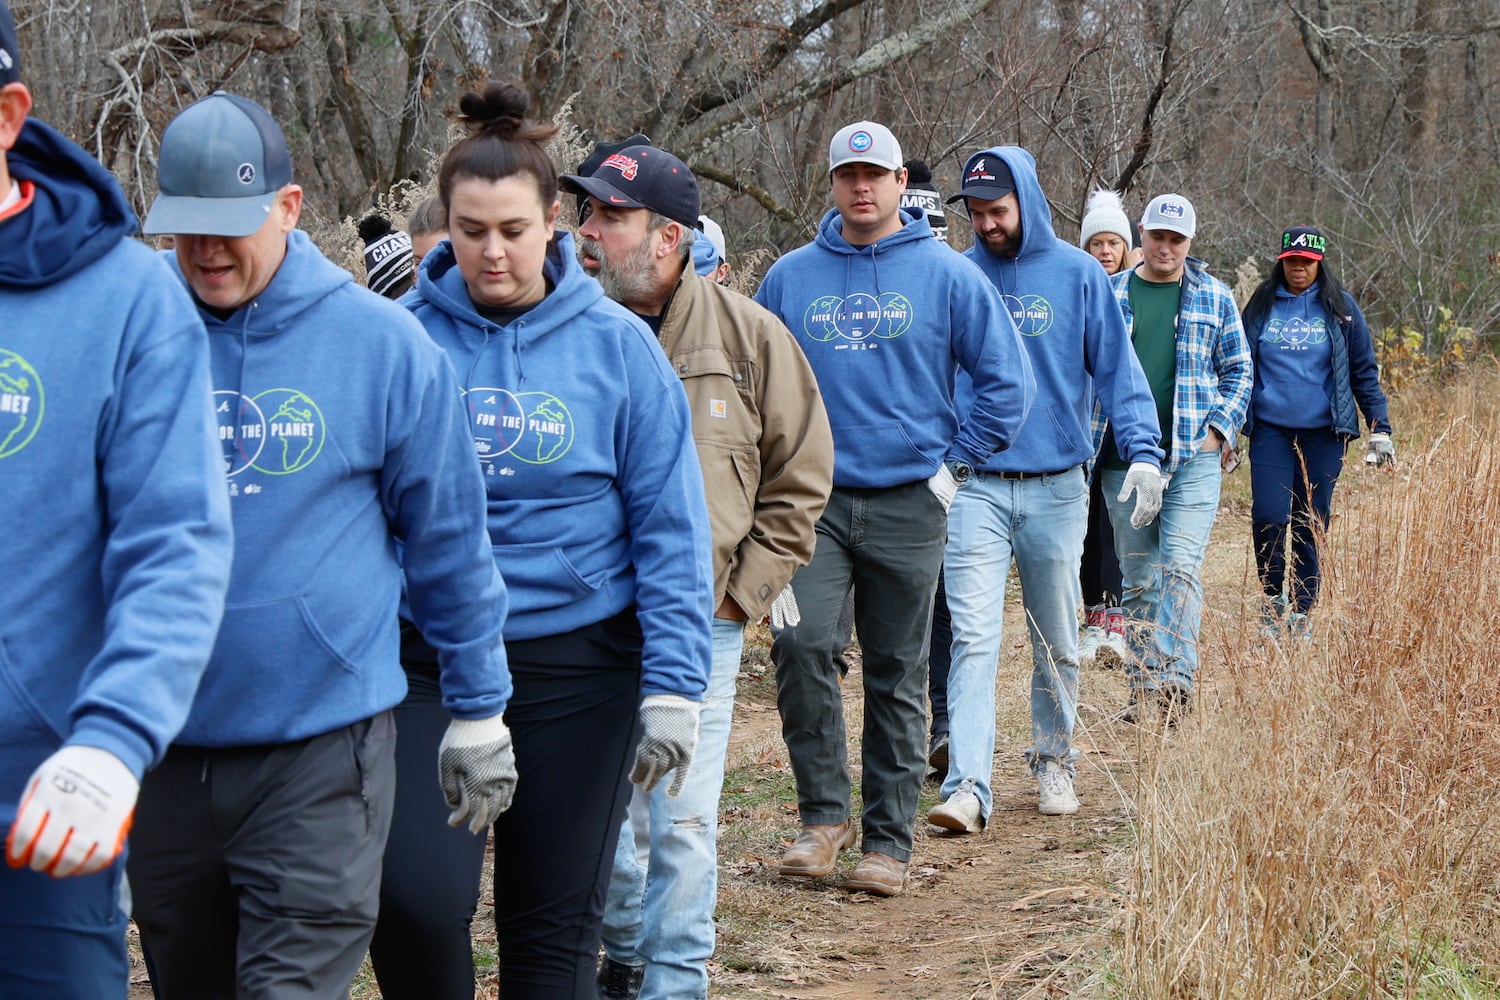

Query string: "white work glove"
[[6, 745, 138, 877], [1118, 461, 1164, 529], [631, 695, 701, 797], [769, 585, 801, 629], [1365, 432, 1396, 468], [927, 463, 958, 513], [438, 714, 518, 835]]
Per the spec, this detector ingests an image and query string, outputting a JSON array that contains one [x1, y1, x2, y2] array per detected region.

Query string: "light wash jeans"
[[600, 617, 744, 1000], [1101, 447, 1222, 693], [940, 468, 1086, 819]]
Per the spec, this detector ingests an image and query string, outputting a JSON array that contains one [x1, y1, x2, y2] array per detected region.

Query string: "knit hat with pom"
[[1078, 188, 1132, 249]]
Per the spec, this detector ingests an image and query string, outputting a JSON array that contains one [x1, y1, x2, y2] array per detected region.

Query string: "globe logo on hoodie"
[[1002, 294, 1054, 338], [214, 387, 326, 478], [465, 386, 573, 467], [802, 292, 914, 344], [0, 349, 43, 459]]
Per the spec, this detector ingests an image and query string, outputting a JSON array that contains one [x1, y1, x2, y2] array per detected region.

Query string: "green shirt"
[[1101, 272, 1180, 470]]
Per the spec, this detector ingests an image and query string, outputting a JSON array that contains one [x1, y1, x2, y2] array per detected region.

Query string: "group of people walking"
[[2, 1, 1396, 993]]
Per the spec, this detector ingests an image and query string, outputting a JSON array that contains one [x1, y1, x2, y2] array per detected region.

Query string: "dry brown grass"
[[1088, 367, 1500, 998]]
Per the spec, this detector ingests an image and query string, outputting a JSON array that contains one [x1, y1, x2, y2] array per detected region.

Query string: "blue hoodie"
[[168, 230, 511, 745], [403, 233, 712, 701], [956, 147, 1162, 473], [0, 119, 232, 785], [755, 208, 1034, 488], [1243, 282, 1389, 440]]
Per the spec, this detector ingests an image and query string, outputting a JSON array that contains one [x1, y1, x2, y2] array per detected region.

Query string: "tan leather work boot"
[[777, 819, 857, 878]]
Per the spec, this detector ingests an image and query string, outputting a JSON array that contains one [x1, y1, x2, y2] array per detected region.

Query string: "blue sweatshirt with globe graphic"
[[403, 232, 712, 702], [165, 230, 512, 745], [0, 117, 232, 788], [754, 207, 1034, 488], [956, 146, 1163, 473]]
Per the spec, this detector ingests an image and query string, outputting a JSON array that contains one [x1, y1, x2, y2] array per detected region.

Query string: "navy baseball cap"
[[143, 92, 293, 237], [946, 151, 1015, 205], [0, 0, 20, 85], [561, 145, 700, 229]]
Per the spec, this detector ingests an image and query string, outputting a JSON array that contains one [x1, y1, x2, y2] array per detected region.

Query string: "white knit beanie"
[[1078, 188, 1133, 248]]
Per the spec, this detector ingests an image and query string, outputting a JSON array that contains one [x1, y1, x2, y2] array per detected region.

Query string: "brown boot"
[[778, 819, 857, 878], [845, 851, 907, 897]]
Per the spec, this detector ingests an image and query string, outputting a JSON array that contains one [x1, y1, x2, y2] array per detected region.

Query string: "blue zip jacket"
[[1242, 283, 1389, 440], [404, 234, 712, 701], [0, 118, 232, 783], [956, 147, 1161, 473], [169, 230, 511, 745], [754, 208, 1034, 488]]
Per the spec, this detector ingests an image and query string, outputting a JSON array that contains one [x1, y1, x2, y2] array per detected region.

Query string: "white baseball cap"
[[1140, 193, 1197, 238], [828, 121, 904, 174]]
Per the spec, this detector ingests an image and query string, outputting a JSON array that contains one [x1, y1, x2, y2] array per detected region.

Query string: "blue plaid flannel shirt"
[[1090, 256, 1252, 477]]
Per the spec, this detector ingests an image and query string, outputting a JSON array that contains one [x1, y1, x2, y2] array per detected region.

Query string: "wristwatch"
[[944, 459, 973, 486]]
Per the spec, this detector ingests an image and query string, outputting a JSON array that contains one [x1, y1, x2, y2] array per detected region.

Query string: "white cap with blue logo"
[[1140, 193, 1197, 239], [828, 121, 904, 174]]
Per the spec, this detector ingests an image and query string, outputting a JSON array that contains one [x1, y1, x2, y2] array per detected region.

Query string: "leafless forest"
[[11, 0, 1500, 350]]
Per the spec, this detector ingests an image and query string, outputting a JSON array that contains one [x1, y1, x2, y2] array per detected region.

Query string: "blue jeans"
[[1249, 422, 1344, 613], [1101, 447, 1222, 693], [600, 618, 744, 1000], [941, 469, 1086, 818]]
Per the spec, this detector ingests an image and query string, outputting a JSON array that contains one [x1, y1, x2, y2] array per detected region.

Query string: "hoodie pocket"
[[842, 422, 932, 469], [491, 542, 617, 617], [0, 636, 66, 751], [196, 597, 364, 725]]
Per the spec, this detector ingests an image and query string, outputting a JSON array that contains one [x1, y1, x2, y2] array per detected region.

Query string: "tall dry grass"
[[1098, 368, 1500, 998]]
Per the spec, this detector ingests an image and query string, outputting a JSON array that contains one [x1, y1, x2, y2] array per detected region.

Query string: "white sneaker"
[[927, 777, 983, 834], [1037, 761, 1079, 816], [1094, 629, 1128, 669], [1077, 625, 1104, 667]]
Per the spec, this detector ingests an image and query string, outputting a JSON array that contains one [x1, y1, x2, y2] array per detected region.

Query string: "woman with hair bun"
[[369, 81, 713, 999]]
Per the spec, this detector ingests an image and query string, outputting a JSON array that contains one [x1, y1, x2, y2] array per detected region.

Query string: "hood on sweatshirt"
[[963, 146, 1056, 268], [413, 230, 601, 342], [165, 229, 352, 335], [1, 119, 138, 289], [813, 205, 935, 258]]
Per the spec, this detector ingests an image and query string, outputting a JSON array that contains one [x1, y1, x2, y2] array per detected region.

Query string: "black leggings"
[[370, 612, 643, 1000], [369, 670, 488, 1000], [1080, 472, 1123, 607]]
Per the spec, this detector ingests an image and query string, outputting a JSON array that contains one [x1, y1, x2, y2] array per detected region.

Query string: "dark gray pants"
[[129, 712, 396, 1000], [773, 482, 946, 862]]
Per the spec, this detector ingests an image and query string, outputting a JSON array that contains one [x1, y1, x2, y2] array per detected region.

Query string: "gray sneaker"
[[1037, 761, 1079, 816], [927, 777, 983, 834]]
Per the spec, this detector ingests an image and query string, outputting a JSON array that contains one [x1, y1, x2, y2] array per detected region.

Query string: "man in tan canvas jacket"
[[562, 143, 833, 1000]]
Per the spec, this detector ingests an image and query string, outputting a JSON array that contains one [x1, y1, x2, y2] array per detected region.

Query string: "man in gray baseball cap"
[[128, 91, 518, 998], [753, 119, 1034, 898]]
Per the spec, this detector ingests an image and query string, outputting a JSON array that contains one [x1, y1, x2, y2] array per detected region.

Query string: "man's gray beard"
[[579, 234, 656, 306]]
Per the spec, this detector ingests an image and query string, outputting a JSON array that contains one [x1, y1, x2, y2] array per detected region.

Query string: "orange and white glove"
[[6, 745, 138, 878]]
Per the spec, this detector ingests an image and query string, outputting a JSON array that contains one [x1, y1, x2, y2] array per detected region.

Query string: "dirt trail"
[[709, 508, 1258, 999]]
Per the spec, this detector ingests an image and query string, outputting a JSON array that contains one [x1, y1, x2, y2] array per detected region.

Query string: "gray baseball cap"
[[828, 121, 903, 174], [143, 92, 293, 237], [1140, 193, 1197, 239]]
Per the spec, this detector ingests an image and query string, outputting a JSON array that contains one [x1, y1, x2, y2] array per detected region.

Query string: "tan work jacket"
[[656, 268, 834, 620]]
